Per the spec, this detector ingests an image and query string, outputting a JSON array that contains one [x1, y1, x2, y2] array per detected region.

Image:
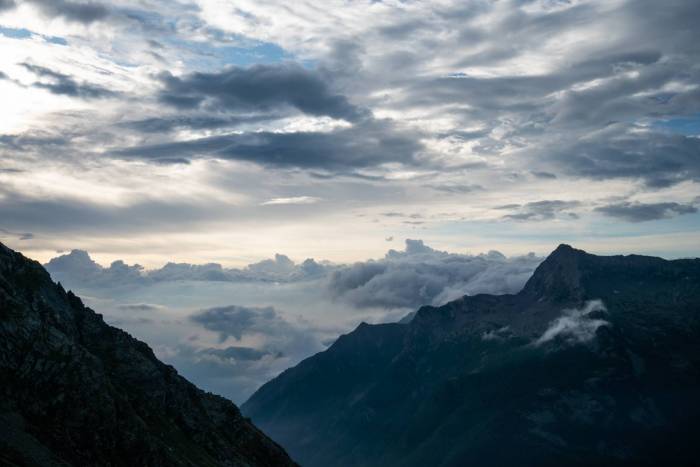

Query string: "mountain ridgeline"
[[0, 243, 296, 467], [242, 245, 700, 467]]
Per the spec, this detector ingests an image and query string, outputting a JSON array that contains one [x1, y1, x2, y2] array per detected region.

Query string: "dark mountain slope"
[[0, 242, 297, 467], [243, 245, 700, 467]]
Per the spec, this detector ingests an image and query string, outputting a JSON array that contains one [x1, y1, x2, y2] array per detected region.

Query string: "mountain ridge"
[[0, 242, 297, 467], [243, 244, 700, 467]]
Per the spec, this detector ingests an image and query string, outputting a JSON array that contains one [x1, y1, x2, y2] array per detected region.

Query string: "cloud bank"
[[42, 239, 544, 401], [328, 239, 542, 309]]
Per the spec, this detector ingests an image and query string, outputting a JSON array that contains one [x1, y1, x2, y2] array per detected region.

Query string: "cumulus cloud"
[[45, 249, 333, 287], [44, 240, 542, 313], [595, 201, 697, 222], [535, 300, 609, 346], [45, 249, 144, 288], [327, 239, 542, 309]]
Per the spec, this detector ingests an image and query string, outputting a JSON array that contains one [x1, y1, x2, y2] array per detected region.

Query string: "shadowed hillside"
[[243, 245, 700, 467], [0, 242, 297, 467]]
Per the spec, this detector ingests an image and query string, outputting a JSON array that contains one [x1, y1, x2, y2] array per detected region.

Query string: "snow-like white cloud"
[[535, 300, 609, 346]]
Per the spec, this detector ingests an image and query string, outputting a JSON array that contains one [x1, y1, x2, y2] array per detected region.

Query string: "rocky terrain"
[[243, 245, 700, 467], [0, 242, 297, 467]]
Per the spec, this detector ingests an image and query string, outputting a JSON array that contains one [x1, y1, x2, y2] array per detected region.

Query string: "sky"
[[0, 0, 699, 401], [0, 0, 699, 266]]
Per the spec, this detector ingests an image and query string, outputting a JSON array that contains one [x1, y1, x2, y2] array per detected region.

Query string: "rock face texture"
[[0, 243, 297, 467], [243, 245, 700, 467]]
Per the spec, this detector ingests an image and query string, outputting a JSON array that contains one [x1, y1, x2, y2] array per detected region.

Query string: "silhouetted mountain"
[[0, 243, 297, 467], [243, 245, 700, 467]]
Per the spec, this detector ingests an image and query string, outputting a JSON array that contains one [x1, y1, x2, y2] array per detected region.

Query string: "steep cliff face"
[[243, 245, 700, 467], [0, 243, 297, 467]]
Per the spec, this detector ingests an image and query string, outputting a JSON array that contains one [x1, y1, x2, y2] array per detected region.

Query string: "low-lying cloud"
[[535, 300, 609, 346], [46, 249, 333, 288], [328, 239, 542, 309], [44, 239, 545, 402]]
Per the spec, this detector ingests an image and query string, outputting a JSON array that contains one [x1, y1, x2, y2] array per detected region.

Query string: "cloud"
[[21, 63, 117, 99], [543, 128, 700, 188], [532, 172, 557, 179], [157, 64, 367, 122], [535, 300, 609, 346], [164, 343, 291, 403], [203, 346, 281, 362], [44, 240, 541, 313], [0, 0, 15, 12], [116, 303, 165, 312], [423, 184, 484, 194], [114, 118, 422, 172], [0, 228, 33, 240], [327, 239, 542, 309], [191, 305, 279, 341], [189, 305, 321, 363], [25, 0, 110, 24], [595, 201, 698, 222], [45, 248, 333, 288], [0, 191, 224, 237], [500, 200, 581, 222], [45, 249, 145, 288], [261, 196, 320, 205], [119, 115, 278, 134]]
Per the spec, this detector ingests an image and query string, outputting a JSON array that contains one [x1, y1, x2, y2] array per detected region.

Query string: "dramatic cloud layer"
[[43, 239, 544, 401], [46, 248, 332, 287], [1, 0, 699, 265], [328, 239, 542, 308]]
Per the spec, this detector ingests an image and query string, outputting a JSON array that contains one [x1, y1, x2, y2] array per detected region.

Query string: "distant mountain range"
[[0, 243, 296, 467], [243, 244, 700, 466]]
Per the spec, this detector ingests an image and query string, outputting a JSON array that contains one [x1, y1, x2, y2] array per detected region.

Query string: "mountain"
[[242, 245, 700, 467], [0, 242, 297, 467]]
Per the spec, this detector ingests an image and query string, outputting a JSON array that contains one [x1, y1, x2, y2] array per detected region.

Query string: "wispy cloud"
[[261, 196, 321, 205], [535, 300, 609, 346]]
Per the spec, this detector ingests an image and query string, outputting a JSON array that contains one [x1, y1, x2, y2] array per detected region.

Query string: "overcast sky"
[[1, 0, 700, 267]]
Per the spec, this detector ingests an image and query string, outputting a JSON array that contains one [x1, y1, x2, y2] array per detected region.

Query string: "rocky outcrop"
[[243, 245, 700, 467], [0, 242, 297, 467]]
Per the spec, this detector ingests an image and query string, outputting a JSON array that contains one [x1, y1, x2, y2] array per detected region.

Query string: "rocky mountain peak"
[[0, 242, 297, 467], [242, 244, 700, 467], [521, 243, 586, 302]]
